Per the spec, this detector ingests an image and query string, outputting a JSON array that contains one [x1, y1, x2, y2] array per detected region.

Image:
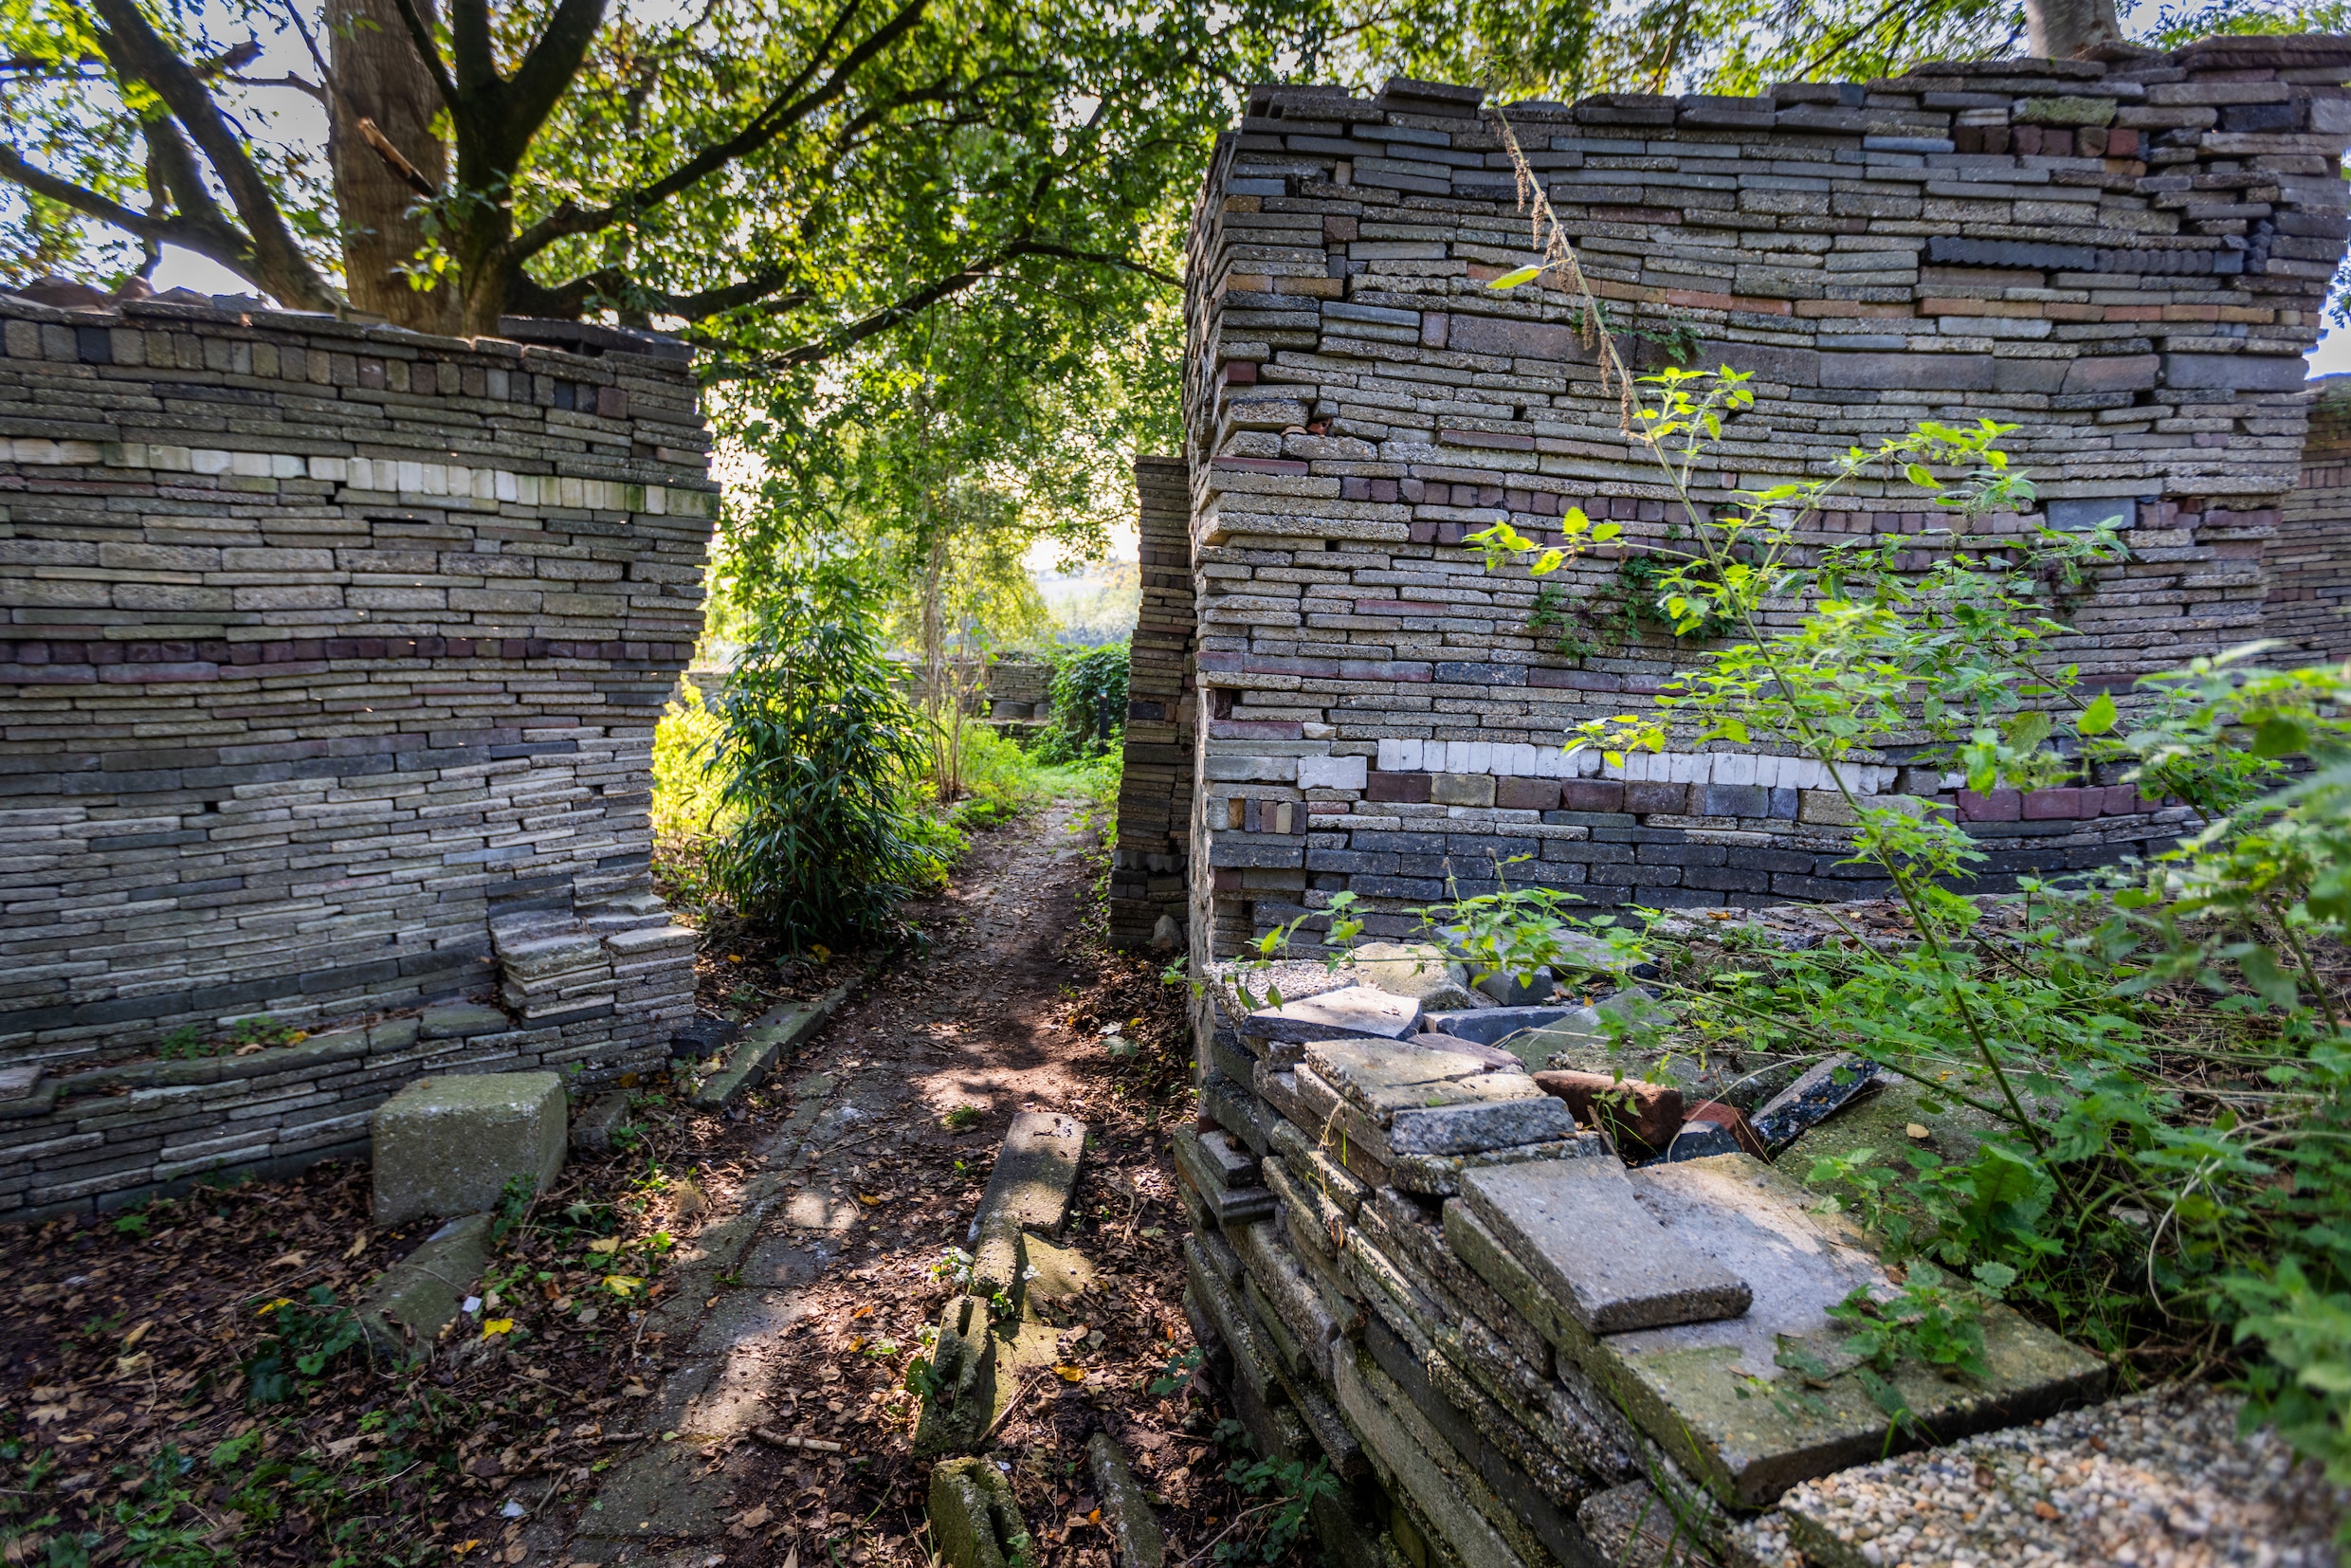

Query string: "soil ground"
[[0, 799, 1259, 1568]]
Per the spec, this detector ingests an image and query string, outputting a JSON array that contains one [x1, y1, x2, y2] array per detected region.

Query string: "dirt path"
[[547, 800, 1229, 1568]]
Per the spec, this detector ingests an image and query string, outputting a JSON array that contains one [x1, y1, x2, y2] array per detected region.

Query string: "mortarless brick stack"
[[0, 294, 713, 1218], [2269, 374, 2351, 656], [1109, 456, 1200, 949], [1166, 40, 2351, 959]]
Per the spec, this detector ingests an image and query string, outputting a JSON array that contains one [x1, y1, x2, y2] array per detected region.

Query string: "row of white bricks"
[[5, 437, 713, 517], [1368, 737, 1902, 792]]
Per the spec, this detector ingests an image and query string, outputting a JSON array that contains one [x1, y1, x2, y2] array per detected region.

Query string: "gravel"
[[1734, 1383, 2345, 1568]]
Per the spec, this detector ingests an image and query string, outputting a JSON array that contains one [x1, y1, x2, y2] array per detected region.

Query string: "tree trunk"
[[2025, 0, 2125, 59], [326, 0, 461, 334]]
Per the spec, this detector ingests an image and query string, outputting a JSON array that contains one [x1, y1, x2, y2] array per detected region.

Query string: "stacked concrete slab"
[[1109, 457, 1200, 948], [1164, 41, 2351, 956], [2268, 374, 2351, 656], [1175, 970, 2131, 1567], [0, 293, 712, 1216]]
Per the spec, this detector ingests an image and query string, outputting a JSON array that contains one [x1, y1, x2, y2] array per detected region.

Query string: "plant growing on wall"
[[1419, 111, 2351, 1487]]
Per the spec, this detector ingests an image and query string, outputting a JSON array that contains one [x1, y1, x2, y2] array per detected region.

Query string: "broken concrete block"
[[1390, 1091, 1581, 1157], [1749, 1054, 1882, 1149], [929, 1456, 1033, 1568], [970, 1209, 1027, 1304], [569, 1087, 636, 1157], [1457, 1158, 1753, 1336], [370, 1072, 566, 1226], [1244, 984, 1422, 1043], [1346, 941, 1476, 1009], [914, 1295, 999, 1460], [1592, 1154, 2106, 1505], [1533, 1069, 1684, 1151], [1305, 1036, 1540, 1117], [968, 1110, 1086, 1240], [1476, 967, 1556, 1007], [1086, 1432, 1168, 1568], [1424, 1005, 1587, 1046], [352, 1212, 493, 1362], [1173, 1125, 1276, 1224], [1197, 1127, 1262, 1188]]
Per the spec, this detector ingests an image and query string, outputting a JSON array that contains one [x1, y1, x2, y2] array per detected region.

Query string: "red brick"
[[1624, 781, 1693, 815], [1364, 770, 1432, 803], [2021, 788, 2081, 820], [1496, 776, 1561, 811], [1534, 1070, 1684, 1152], [1958, 788, 2021, 822], [1561, 779, 1626, 811]]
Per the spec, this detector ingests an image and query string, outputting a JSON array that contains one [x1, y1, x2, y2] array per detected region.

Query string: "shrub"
[[703, 572, 947, 948], [1033, 641, 1129, 763]]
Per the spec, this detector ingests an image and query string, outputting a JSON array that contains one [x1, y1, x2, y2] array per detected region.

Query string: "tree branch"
[[386, 0, 458, 107], [507, 0, 926, 261], [0, 143, 264, 286], [501, 0, 610, 162], [89, 0, 340, 311]]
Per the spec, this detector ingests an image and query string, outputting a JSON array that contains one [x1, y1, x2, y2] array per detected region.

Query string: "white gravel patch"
[[1758, 1383, 2344, 1568]]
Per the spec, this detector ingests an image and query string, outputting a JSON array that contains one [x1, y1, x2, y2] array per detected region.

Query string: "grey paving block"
[[1457, 1158, 1752, 1336], [1593, 1154, 2106, 1505], [692, 978, 856, 1110], [1086, 1432, 1168, 1568], [352, 1212, 493, 1363], [1243, 983, 1422, 1043], [417, 1002, 510, 1041], [370, 1071, 566, 1226], [969, 1109, 1087, 1239]]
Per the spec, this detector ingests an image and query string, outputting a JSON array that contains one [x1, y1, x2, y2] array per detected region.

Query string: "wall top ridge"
[[1241, 36, 2351, 129], [0, 287, 693, 369]]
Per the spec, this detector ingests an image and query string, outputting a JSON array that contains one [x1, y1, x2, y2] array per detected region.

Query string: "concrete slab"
[[574, 1443, 735, 1540], [1345, 942, 1479, 1011], [370, 1071, 566, 1226], [692, 978, 855, 1110], [570, 1087, 636, 1157], [969, 1110, 1086, 1239], [1591, 1154, 2107, 1506], [1304, 1037, 1545, 1116], [417, 1002, 511, 1040], [930, 1456, 1033, 1568], [1457, 1158, 1753, 1335], [1423, 1005, 1585, 1047], [1173, 1126, 1276, 1224], [1086, 1432, 1168, 1568], [1244, 984, 1422, 1044], [352, 1212, 492, 1362]]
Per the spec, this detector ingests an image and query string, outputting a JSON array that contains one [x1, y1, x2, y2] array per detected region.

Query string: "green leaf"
[[1904, 464, 1938, 490], [1972, 1261, 2018, 1294], [2077, 692, 2117, 737], [2251, 716, 2308, 758], [1487, 264, 1543, 290]]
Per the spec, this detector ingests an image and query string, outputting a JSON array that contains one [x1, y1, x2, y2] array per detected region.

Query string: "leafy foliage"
[[703, 564, 946, 947], [1033, 641, 1130, 764]]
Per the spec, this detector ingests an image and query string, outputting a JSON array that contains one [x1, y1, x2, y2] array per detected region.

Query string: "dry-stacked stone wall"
[[1176, 40, 2351, 956], [2269, 374, 2351, 656], [1109, 457, 1199, 949], [0, 294, 713, 1217]]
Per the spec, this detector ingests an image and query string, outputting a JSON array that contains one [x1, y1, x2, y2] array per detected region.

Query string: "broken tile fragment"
[[1749, 1054, 1882, 1149]]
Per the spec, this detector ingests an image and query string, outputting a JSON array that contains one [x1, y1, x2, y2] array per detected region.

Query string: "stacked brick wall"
[[0, 292, 714, 1216], [2269, 374, 2351, 656], [1109, 457, 1199, 949], [1176, 39, 2351, 955]]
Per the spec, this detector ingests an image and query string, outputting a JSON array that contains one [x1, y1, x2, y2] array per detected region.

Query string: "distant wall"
[[1108, 457, 1197, 949], [0, 294, 714, 1216], [1179, 39, 2351, 954], [2269, 374, 2351, 657]]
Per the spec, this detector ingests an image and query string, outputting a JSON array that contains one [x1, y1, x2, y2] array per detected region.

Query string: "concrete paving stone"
[[417, 1002, 510, 1040], [575, 1443, 736, 1541], [1196, 1127, 1262, 1188], [1388, 1092, 1581, 1157], [929, 1457, 1033, 1568], [1333, 1339, 1555, 1568], [1457, 1158, 1753, 1335], [1303, 1036, 1542, 1118], [783, 1190, 861, 1231], [1344, 941, 1476, 1009], [370, 1071, 566, 1226], [570, 1086, 636, 1156], [914, 1294, 998, 1460], [1244, 984, 1423, 1043], [1085, 1431, 1168, 1568], [969, 1110, 1087, 1239], [1174, 1126, 1277, 1224], [691, 979, 855, 1110], [970, 1208, 1027, 1303], [352, 1211, 493, 1363], [1423, 1005, 1587, 1047], [1593, 1154, 2106, 1506]]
